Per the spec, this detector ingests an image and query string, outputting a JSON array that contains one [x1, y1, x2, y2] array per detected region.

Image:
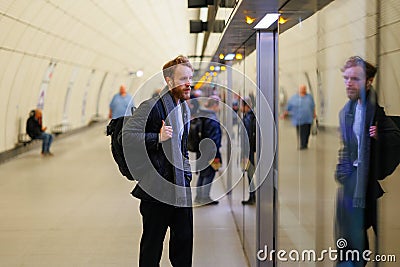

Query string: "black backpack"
[[187, 117, 204, 153], [376, 115, 400, 180], [106, 116, 134, 181]]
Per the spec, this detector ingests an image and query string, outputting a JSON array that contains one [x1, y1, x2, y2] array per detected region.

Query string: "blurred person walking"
[[109, 84, 134, 119], [283, 84, 315, 150], [241, 97, 256, 205]]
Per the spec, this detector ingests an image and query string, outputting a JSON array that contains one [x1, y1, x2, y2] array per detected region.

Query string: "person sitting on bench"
[[26, 109, 54, 156]]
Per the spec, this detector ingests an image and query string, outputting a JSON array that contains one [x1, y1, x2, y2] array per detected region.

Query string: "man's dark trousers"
[[296, 123, 311, 149], [139, 200, 193, 267]]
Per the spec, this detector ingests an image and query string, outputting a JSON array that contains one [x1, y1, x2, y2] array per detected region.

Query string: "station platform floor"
[[0, 119, 399, 266], [0, 122, 247, 267]]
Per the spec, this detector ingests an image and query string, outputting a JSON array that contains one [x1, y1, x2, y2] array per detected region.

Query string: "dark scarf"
[[349, 90, 376, 208], [160, 89, 191, 207]]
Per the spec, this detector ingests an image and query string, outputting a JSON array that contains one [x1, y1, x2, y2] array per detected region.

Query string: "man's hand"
[[280, 111, 289, 120], [210, 158, 221, 171], [160, 120, 173, 142], [369, 125, 378, 140]]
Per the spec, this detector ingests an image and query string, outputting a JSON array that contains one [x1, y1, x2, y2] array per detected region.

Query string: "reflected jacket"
[[335, 89, 400, 228]]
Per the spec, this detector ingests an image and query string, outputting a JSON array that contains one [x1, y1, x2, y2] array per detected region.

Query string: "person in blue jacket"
[[283, 84, 316, 150], [109, 84, 134, 119]]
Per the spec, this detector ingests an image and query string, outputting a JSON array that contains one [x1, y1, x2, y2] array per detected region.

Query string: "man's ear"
[[166, 77, 173, 88], [367, 78, 373, 88]]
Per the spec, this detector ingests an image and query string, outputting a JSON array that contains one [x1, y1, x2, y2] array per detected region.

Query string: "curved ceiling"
[[0, 0, 201, 78], [0, 0, 338, 81]]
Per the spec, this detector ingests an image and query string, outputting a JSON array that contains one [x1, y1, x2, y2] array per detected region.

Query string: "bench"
[[17, 133, 33, 146], [51, 123, 71, 136]]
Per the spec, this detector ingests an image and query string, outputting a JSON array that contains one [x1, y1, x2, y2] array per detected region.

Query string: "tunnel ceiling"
[[0, 0, 336, 81], [0, 0, 199, 79]]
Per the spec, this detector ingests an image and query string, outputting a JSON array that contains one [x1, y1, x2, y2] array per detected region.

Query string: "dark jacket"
[[197, 108, 222, 161], [242, 110, 256, 164], [335, 89, 400, 230], [122, 93, 192, 202], [26, 114, 42, 139]]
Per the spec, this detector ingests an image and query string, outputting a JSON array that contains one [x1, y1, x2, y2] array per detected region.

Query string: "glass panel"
[[219, 1, 400, 266], [277, 1, 400, 266], [215, 40, 259, 266], [242, 48, 258, 267], [278, 11, 327, 267]]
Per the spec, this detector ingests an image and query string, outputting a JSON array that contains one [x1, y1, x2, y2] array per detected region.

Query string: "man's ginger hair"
[[162, 55, 193, 81]]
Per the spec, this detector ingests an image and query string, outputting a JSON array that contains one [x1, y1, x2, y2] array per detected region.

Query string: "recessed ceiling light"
[[254, 13, 280, 29], [224, 53, 235, 60], [245, 16, 256, 25], [278, 16, 288, 24]]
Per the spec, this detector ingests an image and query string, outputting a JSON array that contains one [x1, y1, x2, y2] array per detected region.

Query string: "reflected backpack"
[[377, 115, 400, 180], [187, 117, 204, 153], [106, 116, 134, 181]]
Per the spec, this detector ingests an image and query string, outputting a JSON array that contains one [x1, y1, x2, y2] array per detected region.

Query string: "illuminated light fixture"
[[224, 53, 235, 60], [221, 66, 226, 71], [205, 72, 210, 76], [209, 66, 215, 71], [136, 70, 144, 77], [194, 75, 207, 90], [278, 16, 288, 24], [219, 53, 224, 60], [215, 66, 221, 71], [245, 16, 256, 25], [213, 72, 217, 76], [254, 13, 280, 29], [127, 69, 144, 77], [235, 53, 243, 60]]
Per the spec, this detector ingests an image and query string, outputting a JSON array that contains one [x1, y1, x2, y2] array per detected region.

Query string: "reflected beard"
[[171, 87, 189, 101], [346, 89, 359, 101]]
